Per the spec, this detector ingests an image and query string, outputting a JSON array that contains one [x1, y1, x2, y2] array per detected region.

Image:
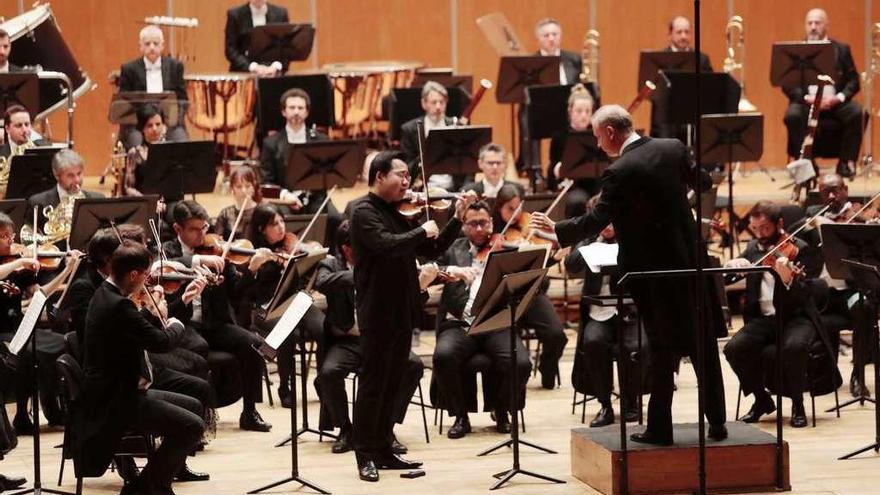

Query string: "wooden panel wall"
[[0, 1, 873, 174]]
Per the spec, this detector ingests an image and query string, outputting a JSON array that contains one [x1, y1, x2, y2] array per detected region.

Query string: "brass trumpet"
[[579, 29, 600, 85]]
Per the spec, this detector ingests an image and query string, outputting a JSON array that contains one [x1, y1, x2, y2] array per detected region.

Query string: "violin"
[[724, 235, 806, 286], [398, 188, 466, 218], [195, 233, 293, 266], [0, 243, 66, 270]]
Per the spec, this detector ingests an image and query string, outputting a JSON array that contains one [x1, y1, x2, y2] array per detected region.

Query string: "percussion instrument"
[[1, 4, 93, 120], [185, 73, 257, 160], [322, 60, 421, 137]]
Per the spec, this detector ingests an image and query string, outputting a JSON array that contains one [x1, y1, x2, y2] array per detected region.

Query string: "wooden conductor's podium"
[[571, 423, 790, 494]]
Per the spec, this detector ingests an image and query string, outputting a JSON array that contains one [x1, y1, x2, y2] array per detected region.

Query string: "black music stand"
[[522, 193, 568, 223], [139, 141, 217, 200], [770, 41, 836, 91], [257, 74, 335, 133], [0, 199, 27, 228], [412, 74, 473, 93], [637, 51, 695, 92], [284, 213, 328, 246], [7, 289, 74, 495], [525, 83, 600, 140], [251, 286, 330, 495], [557, 131, 610, 182], [469, 251, 562, 490], [4, 154, 54, 200], [66, 196, 159, 251], [819, 224, 880, 418], [0, 73, 39, 119], [286, 139, 364, 192], [700, 113, 765, 258], [108, 91, 183, 128], [249, 23, 315, 67], [388, 86, 470, 141], [422, 126, 491, 177], [663, 72, 741, 126]]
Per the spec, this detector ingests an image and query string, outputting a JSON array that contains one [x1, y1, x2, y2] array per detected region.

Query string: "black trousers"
[[149, 348, 209, 382], [724, 315, 815, 400], [579, 315, 650, 406], [352, 326, 412, 455], [131, 388, 204, 494], [318, 337, 423, 428], [827, 289, 877, 371], [277, 306, 325, 396], [151, 366, 211, 418], [196, 322, 264, 407], [1, 329, 65, 422], [784, 100, 863, 161], [432, 324, 531, 416], [520, 294, 568, 384]]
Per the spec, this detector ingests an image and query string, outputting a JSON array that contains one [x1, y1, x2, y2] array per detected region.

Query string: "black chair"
[[811, 111, 869, 160], [520, 327, 561, 387]]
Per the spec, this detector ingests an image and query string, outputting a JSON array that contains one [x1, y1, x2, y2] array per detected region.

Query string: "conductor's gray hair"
[[591, 105, 633, 133]]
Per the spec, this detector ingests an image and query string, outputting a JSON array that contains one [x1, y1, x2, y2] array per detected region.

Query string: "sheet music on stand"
[[8, 289, 46, 355], [476, 12, 524, 56], [577, 242, 619, 273], [261, 291, 314, 360]]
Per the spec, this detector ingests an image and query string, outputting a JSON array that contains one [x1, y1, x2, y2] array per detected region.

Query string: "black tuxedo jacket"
[[26, 187, 103, 227], [533, 49, 583, 85], [554, 136, 726, 346], [784, 39, 860, 103], [225, 2, 290, 72], [118, 56, 188, 102], [399, 115, 456, 178], [77, 281, 184, 476], [739, 237, 822, 321], [435, 237, 474, 328], [350, 193, 462, 331], [0, 138, 50, 159], [259, 128, 328, 187], [314, 255, 356, 338]]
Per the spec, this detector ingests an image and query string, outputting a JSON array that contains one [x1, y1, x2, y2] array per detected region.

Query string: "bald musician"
[[225, 0, 290, 76]]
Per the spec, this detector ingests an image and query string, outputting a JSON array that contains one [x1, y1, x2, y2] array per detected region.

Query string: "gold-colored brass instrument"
[[108, 141, 127, 197], [723, 15, 756, 112], [859, 23, 880, 174], [20, 190, 85, 245], [579, 29, 600, 84]]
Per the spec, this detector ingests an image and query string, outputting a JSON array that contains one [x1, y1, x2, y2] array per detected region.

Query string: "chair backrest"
[[56, 353, 84, 404]]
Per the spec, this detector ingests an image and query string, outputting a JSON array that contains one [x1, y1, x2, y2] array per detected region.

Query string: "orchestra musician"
[[432, 201, 532, 439], [460, 142, 524, 202], [0, 343, 26, 491], [549, 84, 606, 218], [27, 149, 104, 230], [0, 105, 49, 158], [723, 201, 827, 428], [214, 166, 261, 240], [399, 81, 456, 188], [117, 24, 189, 148], [314, 220, 425, 455], [0, 29, 18, 74], [260, 87, 343, 251], [164, 200, 277, 432], [650, 16, 713, 142], [565, 210, 649, 427], [348, 151, 475, 481], [77, 241, 206, 494], [225, 0, 290, 76], [488, 184, 568, 389], [783, 8, 863, 178], [530, 104, 728, 445], [0, 212, 82, 434]]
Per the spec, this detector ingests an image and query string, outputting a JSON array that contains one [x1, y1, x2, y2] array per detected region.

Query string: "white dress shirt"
[[143, 56, 163, 93], [620, 132, 641, 155], [480, 178, 504, 198], [462, 243, 487, 322], [0, 62, 10, 73], [286, 123, 307, 144], [424, 115, 453, 190]]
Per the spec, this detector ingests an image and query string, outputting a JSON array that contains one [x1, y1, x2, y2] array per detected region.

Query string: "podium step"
[[571, 422, 790, 494]]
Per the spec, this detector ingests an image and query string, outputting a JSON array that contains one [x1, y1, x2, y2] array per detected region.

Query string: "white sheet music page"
[[9, 289, 47, 355], [265, 291, 313, 351], [578, 242, 619, 273]]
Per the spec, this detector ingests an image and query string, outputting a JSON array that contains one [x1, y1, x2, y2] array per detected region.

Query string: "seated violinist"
[[489, 184, 567, 388], [0, 212, 82, 433], [314, 220, 424, 453], [565, 211, 649, 427], [460, 142, 524, 201], [432, 201, 532, 438], [165, 200, 277, 431], [214, 166, 262, 240], [723, 201, 825, 428]]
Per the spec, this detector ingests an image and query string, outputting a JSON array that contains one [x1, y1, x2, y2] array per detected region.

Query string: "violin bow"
[[754, 204, 831, 266], [222, 196, 250, 260], [109, 220, 168, 326], [289, 185, 338, 257], [843, 190, 880, 224], [30, 206, 37, 260], [525, 174, 570, 242], [148, 219, 165, 287], [416, 120, 431, 221], [485, 201, 524, 255]]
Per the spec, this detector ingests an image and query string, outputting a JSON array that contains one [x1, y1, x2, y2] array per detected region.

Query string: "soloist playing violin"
[[723, 201, 825, 428]]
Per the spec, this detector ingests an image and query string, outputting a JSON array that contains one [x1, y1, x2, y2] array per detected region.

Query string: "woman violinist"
[[214, 167, 262, 240]]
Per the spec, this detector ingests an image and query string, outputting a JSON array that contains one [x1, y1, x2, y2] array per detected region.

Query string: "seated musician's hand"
[[280, 190, 303, 210], [553, 162, 562, 178], [775, 257, 795, 286], [248, 248, 276, 273], [418, 263, 440, 290], [182, 277, 208, 305], [194, 254, 225, 273], [529, 212, 555, 234], [164, 317, 183, 330], [16, 258, 39, 272], [804, 94, 816, 105], [156, 199, 166, 215], [455, 191, 479, 220], [421, 220, 439, 239], [820, 95, 840, 110], [553, 246, 572, 261], [448, 266, 480, 285], [724, 258, 751, 269]]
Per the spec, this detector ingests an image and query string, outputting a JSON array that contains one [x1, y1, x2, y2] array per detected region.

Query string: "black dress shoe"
[[738, 397, 776, 423], [630, 431, 673, 446], [708, 424, 728, 441], [390, 434, 408, 455], [590, 406, 615, 428], [790, 402, 808, 428], [850, 372, 872, 398], [623, 407, 640, 423], [0, 474, 26, 490], [375, 452, 423, 470], [356, 453, 379, 482], [447, 415, 471, 439], [175, 463, 210, 482], [239, 409, 272, 432], [494, 410, 511, 434], [332, 426, 352, 454]]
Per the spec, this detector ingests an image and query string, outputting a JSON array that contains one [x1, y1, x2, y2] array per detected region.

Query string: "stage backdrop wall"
[[0, 0, 872, 175]]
